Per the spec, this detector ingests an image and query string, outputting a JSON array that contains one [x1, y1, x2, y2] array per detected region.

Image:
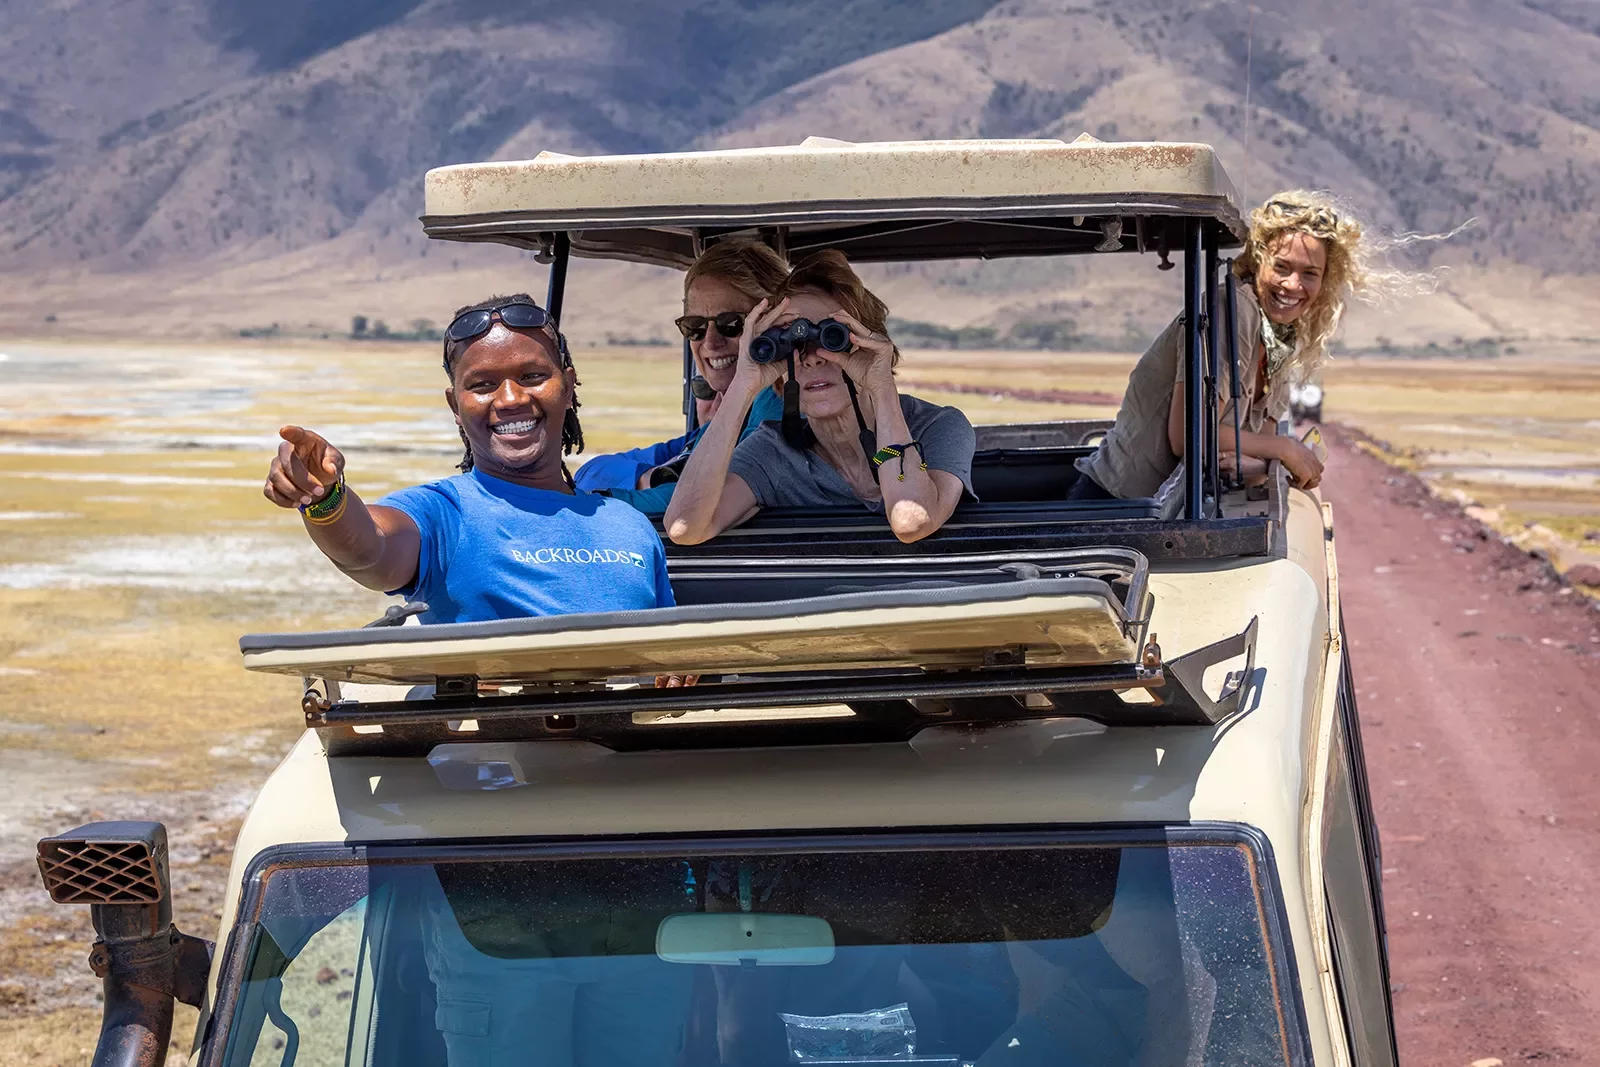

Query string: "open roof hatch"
[[241, 549, 1260, 755]]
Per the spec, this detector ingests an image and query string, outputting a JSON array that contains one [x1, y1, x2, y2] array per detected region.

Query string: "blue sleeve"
[[375, 483, 459, 600], [653, 541, 676, 608], [574, 433, 690, 491], [601, 483, 676, 516], [743, 386, 787, 439]]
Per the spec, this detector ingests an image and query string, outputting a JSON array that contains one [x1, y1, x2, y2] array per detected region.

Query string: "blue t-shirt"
[[378, 469, 675, 624], [574, 387, 789, 492]]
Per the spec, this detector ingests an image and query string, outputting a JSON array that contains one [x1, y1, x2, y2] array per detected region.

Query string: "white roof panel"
[[421, 136, 1246, 267]]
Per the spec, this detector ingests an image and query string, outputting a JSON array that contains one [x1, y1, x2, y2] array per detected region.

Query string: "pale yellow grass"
[[4, 339, 1593, 786], [0, 341, 691, 783], [0, 1007, 199, 1067], [1321, 353, 1600, 570], [1, 339, 1595, 1057]]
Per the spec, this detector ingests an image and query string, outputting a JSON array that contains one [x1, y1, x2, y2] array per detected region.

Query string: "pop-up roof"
[[421, 136, 1246, 267], [242, 575, 1140, 686]]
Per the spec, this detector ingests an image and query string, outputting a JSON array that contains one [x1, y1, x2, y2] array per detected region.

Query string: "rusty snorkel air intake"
[[37, 822, 214, 1067]]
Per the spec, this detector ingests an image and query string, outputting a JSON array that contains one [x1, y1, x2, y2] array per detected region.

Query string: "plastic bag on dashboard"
[[779, 1002, 917, 1060]]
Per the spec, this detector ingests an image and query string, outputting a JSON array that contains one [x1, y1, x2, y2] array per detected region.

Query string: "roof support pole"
[[545, 231, 571, 325], [684, 338, 698, 434], [1183, 219, 1205, 521], [1204, 225, 1222, 512], [1223, 263, 1244, 492], [686, 229, 707, 434]]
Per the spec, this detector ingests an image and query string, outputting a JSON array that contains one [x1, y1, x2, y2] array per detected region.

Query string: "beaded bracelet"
[[301, 475, 348, 525], [870, 442, 927, 481]]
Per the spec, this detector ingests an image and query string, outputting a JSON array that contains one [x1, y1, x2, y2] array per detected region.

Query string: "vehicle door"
[[1321, 647, 1400, 1067]]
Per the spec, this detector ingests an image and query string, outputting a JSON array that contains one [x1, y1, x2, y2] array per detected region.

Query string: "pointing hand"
[[264, 425, 346, 509]]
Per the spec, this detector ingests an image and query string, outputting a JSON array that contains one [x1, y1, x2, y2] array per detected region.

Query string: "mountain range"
[[2, 0, 1598, 346]]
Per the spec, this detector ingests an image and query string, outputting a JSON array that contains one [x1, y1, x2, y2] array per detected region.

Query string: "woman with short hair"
[[665, 250, 975, 545], [1073, 191, 1410, 499], [263, 294, 673, 623]]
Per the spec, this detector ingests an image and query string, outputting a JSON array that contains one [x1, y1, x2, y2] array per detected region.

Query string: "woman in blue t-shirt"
[[262, 295, 674, 624], [573, 239, 791, 513]]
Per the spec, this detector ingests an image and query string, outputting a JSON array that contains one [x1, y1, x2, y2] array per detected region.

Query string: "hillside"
[[1, 0, 1597, 346], [702, 0, 1600, 343], [0, 0, 995, 264]]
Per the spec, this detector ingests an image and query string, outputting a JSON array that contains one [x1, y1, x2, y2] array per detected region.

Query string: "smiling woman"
[[572, 239, 791, 506], [1072, 190, 1429, 501], [663, 250, 976, 546], [261, 294, 675, 624]]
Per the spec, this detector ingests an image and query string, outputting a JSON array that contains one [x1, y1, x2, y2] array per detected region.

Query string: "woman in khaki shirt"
[[1073, 192, 1386, 500]]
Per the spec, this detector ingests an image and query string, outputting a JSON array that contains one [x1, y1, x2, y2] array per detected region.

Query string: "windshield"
[[219, 835, 1297, 1067]]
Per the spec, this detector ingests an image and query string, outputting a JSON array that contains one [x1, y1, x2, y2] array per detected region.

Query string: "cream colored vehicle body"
[[39, 137, 1392, 1067]]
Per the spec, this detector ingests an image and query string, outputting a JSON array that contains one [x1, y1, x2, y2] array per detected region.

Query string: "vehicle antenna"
[[1242, 3, 1256, 194]]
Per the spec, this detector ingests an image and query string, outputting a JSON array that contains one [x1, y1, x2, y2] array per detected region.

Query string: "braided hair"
[[442, 294, 584, 484]]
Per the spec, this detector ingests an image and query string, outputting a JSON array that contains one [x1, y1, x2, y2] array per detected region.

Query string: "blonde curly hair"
[[1233, 190, 1445, 378]]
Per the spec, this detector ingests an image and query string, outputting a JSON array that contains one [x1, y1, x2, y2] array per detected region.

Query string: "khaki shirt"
[[1078, 286, 1286, 500]]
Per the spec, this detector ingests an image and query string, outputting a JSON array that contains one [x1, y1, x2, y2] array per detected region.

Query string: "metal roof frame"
[[419, 136, 1255, 523]]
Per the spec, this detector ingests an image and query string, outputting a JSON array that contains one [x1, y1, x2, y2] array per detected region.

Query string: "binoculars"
[[749, 317, 852, 364]]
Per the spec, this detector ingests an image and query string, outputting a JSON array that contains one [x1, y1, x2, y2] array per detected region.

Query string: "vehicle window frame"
[[659, 512, 1277, 563], [198, 823, 1313, 1067]]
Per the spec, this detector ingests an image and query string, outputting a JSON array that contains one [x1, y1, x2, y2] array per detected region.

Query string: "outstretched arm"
[[263, 425, 421, 591], [1164, 352, 1324, 490]]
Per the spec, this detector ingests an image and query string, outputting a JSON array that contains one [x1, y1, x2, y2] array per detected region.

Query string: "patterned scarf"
[[1260, 315, 1298, 384]]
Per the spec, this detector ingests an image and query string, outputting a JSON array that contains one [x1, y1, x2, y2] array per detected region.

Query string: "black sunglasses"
[[446, 301, 554, 344], [674, 311, 746, 342]]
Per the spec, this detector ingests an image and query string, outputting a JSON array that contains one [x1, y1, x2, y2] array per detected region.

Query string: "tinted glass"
[[221, 840, 1292, 1067], [675, 312, 746, 340], [446, 304, 549, 342]]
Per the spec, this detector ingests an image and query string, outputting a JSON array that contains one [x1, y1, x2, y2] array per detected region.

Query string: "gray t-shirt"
[[1076, 286, 1274, 500], [729, 394, 977, 511]]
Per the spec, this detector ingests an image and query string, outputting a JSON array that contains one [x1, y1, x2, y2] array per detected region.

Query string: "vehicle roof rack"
[[420, 136, 1246, 267], [301, 618, 1257, 757], [243, 552, 1152, 685]]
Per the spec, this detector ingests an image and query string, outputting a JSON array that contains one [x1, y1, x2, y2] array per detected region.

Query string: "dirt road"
[[1325, 425, 1600, 1065]]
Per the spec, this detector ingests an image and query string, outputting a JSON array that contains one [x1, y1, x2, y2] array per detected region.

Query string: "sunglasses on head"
[[674, 311, 746, 342], [1265, 200, 1340, 234], [446, 301, 554, 344]]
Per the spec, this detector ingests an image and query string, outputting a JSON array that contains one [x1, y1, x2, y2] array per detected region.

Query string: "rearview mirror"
[[656, 912, 835, 966]]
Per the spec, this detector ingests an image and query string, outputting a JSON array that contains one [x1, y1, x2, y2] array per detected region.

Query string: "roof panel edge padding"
[[240, 578, 1134, 685], [422, 138, 1243, 234]]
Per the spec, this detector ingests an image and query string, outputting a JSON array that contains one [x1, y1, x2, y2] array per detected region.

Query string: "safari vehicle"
[[37, 137, 1393, 1067], [1291, 378, 1325, 422]]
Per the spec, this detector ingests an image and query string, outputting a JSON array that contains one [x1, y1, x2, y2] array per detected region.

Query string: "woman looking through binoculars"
[[665, 250, 975, 545]]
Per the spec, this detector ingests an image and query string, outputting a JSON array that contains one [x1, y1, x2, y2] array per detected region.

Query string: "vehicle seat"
[[969, 445, 1098, 502]]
